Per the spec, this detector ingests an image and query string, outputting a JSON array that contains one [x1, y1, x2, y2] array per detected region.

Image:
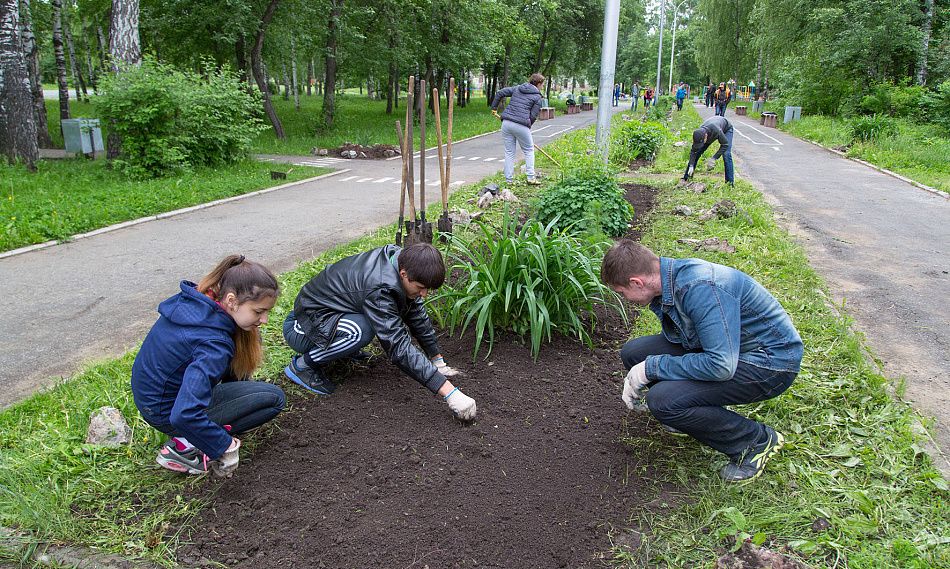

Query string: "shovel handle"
[[534, 143, 561, 168], [432, 87, 447, 211], [445, 77, 454, 210]]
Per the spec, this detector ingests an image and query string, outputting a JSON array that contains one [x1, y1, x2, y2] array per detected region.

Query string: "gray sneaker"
[[720, 426, 785, 484], [156, 439, 209, 474], [285, 356, 336, 395]]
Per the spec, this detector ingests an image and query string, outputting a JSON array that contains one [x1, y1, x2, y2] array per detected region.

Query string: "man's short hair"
[[600, 240, 659, 288], [398, 243, 446, 289], [529, 73, 545, 87]]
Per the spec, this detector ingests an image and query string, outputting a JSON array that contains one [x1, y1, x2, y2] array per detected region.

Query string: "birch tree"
[[109, 0, 140, 71], [52, 0, 69, 121], [0, 0, 38, 167], [19, 0, 51, 147]]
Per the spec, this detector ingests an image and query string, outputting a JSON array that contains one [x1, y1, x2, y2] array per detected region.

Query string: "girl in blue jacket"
[[131, 255, 285, 476]]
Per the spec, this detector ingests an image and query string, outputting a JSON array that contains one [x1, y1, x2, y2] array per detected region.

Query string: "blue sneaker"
[[285, 356, 336, 395], [720, 426, 785, 484]]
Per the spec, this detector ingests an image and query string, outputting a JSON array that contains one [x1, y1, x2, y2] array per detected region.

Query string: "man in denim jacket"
[[601, 240, 803, 483]]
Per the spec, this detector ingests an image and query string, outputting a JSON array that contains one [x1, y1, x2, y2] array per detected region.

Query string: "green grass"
[[0, 158, 328, 253]]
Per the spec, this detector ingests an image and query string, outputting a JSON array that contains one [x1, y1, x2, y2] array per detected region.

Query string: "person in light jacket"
[[491, 73, 545, 186]]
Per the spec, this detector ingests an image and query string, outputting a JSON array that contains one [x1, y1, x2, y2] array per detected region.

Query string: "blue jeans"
[[148, 380, 285, 437], [621, 334, 795, 457], [676, 98, 684, 110], [715, 103, 726, 116], [722, 128, 735, 183], [631, 96, 638, 111], [283, 310, 375, 368], [500, 120, 535, 183]]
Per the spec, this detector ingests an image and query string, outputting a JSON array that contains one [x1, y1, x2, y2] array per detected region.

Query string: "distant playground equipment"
[[736, 82, 755, 101]]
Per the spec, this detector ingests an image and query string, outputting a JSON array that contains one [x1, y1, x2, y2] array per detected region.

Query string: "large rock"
[[85, 406, 132, 446]]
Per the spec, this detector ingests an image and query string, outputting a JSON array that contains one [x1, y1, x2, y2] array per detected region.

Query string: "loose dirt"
[[174, 184, 686, 569], [326, 143, 402, 159]]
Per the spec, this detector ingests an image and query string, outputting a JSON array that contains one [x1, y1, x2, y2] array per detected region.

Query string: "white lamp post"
[[667, 0, 689, 95]]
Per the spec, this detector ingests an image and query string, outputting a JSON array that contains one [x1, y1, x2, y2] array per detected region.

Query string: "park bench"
[[538, 98, 555, 120]]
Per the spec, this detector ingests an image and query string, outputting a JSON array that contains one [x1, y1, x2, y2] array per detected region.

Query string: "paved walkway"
[[0, 104, 624, 407], [692, 103, 950, 470]]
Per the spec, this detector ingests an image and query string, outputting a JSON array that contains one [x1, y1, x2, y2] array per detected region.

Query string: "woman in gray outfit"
[[491, 73, 544, 185]]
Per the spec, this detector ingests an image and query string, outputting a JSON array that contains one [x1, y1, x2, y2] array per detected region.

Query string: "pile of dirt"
[[173, 184, 687, 569], [327, 142, 401, 159]]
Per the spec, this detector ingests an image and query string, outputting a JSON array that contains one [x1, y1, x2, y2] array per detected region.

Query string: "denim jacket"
[[645, 257, 803, 382]]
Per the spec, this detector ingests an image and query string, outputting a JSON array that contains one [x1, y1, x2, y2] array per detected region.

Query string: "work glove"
[[621, 362, 649, 410], [684, 164, 695, 180], [491, 110, 501, 120], [444, 388, 477, 421], [211, 437, 241, 478], [705, 157, 716, 171], [430, 355, 460, 377]]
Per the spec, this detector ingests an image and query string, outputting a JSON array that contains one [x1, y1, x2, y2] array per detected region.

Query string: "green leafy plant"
[[432, 205, 626, 360], [643, 102, 667, 123], [96, 57, 267, 177], [610, 119, 668, 164], [533, 166, 633, 237], [849, 114, 897, 142]]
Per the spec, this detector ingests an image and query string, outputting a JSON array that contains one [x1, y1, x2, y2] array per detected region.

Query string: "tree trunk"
[[82, 17, 95, 91], [19, 0, 51, 148], [235, 33, 248, 84], [52, 0, 69, 122], [250, 0, 284, 139], [1, 0, 38, 167], [755, 44, 762, 89], [109, 0, 140, 72], [96, 25, 106, 70], [503, 42, 511, 86], [533, 31, 545, 75], [917, 0, 933, 85], [291, 38, 299, 109], [63, 18, 85, 102], [281, 61, 289, 100], [306, 58, 312, 96], [321, 0, 343, 131]]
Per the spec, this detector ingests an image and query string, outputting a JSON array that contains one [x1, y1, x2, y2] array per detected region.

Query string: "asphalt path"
[[694, 103, 950, 470], [0, 103, 627, 408]]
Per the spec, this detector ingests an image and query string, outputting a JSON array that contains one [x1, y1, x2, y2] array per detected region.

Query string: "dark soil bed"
[[174, 184, 682, 569], [326, 142, 402, 159]]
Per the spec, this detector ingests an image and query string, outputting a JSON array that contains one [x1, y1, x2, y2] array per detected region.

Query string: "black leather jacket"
[[293, 245, 446, 393]]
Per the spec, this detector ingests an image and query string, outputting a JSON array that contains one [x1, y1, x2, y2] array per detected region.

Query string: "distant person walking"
[[613, 83, 621, 106], [675, 84, 687, 111], [491, 73, 545, 186], [644, 86, 653, 108], [630, 81, 640, 111], [715, 83, 731, 116], [705, 83, 715, 108]]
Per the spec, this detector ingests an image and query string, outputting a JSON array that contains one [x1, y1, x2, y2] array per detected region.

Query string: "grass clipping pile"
[[176, 185, 677, 569]]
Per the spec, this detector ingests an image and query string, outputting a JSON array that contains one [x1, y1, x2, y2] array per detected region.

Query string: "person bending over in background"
[[683, 115, 734, 185], [601, 240, 802, 483], [132, 255, 285, 477], [283, 243, 476, 421], [491, 73, 545, 186]]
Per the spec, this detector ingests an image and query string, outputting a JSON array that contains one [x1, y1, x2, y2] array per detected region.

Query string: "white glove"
[[622, 362, 649, 410], [444, 388, 477, 421], [431, 356, 460, 377], [705, 157, 716, 170], [211, 437, 241, 477]]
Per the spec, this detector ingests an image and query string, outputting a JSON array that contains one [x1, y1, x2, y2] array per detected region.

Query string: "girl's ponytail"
[[198, 255, 280, 378]]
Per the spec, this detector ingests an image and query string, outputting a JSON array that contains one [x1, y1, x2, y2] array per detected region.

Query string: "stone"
[[674, 141, 688, 147], [717, 542, 813, 569], [309, 147, 318, 155], [384, 150, 397, 158], [687, 181, 707, 193], [672, 205, 692, 216], [85, 406, 132, 446], [497, 189, 518, 202], [476, 193, 494, 209], [478, 183, 501, 197], [318, 148, 328, 156]]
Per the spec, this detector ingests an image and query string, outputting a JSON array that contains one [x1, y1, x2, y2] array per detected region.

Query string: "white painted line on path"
[[373, 177, 394, 183], [733, 123, 784, 146], [338, 175, 358, 182]]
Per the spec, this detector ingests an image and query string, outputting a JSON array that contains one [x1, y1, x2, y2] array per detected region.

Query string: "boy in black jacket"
[[282, 243, 476, 421]]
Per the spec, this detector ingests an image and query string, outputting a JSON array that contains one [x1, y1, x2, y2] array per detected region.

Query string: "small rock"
[[717, 542, 813, 569], [479, 183, 501, 197], [341, 150, 351, 158], [384, 149, 397, 158], [687, 181, 707, 193], [318, 148, 328, 156], [85, 406, 132, 446], [476, 193, 493, 209], [671, 205, 692, 216], [497, 189, 518, 202], [811, 516, 831, 532], [309, 147, 318, 155], [674, 141, 688, 147]]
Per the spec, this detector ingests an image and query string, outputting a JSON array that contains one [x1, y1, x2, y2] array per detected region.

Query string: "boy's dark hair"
[[398, 243, 446, 289]]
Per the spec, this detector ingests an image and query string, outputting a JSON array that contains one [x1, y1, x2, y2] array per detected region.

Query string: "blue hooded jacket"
[[131, 281, 235, 458]]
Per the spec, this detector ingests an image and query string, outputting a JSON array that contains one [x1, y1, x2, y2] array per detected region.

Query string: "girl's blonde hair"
[[197, 255, 280, 378]]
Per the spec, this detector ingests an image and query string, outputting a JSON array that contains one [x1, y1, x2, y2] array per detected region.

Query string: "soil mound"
[[328, 142, 401, 159]]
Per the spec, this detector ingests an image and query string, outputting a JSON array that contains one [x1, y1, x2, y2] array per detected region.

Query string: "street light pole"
[[667, 0, 689, 94], [654, 0, 666, 96]]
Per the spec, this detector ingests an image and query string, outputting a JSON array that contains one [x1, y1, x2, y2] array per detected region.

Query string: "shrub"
[[432, 205, 626, 360], [921, 79, 950, 133], [610, 119, 667, 163], [860, 82, 925, 118], [96, 57, 267, 177], [644, 102, 667, 123], [849, 114, 897, 141], [533, 166, 633, 237]]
